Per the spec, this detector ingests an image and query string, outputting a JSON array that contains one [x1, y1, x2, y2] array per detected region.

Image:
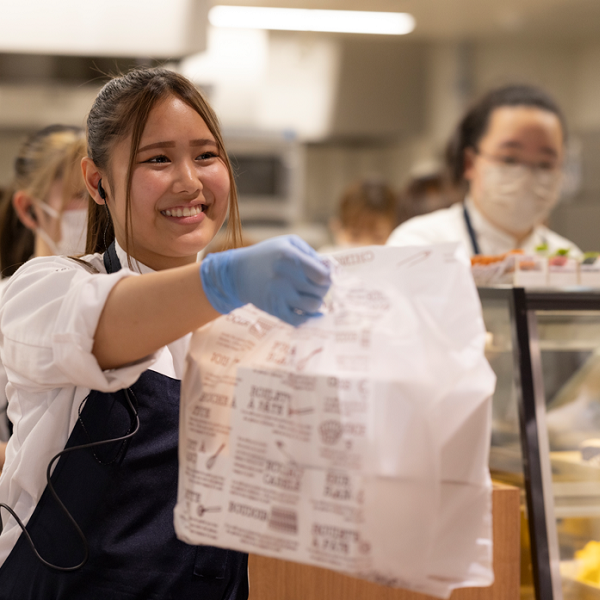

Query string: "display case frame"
[[479, 287, 600, 600]]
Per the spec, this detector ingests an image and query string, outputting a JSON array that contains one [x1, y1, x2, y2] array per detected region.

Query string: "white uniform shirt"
[[0, 277, 12, 442], [0, 243, 191, 568], [386, 198, 582, 257]]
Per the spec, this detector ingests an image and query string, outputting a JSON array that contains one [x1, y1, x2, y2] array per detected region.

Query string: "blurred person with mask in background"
[[398, 159, 460, 220], [320, 178, 401, 253], [0, 124, 89, 470], [387, 84, 581, 257]]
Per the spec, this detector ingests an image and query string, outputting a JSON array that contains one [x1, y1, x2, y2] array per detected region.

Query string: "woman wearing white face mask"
[[387, 84, 581, 258], [0, 125, 88, 269], [30, 186, 88, 256], [0, 125, 89, 468]]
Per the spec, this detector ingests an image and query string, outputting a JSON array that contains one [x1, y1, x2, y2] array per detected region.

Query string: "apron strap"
[[463, 205, 481, 256]]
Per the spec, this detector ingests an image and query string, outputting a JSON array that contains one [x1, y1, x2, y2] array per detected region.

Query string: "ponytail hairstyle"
[[445, 84, 567, 187], [85, 67, 242, 263], [0, 124, 85, 277]]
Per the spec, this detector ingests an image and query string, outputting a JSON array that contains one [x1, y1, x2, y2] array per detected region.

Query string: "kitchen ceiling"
[[1, 0, 598, 59], [213, 0, 600, 39]]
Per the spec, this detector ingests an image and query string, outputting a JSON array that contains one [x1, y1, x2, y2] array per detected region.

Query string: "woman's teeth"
[[162, 205, 204, 217]]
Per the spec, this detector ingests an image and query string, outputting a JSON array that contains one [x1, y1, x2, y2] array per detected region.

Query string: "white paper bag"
[[175, 243, 496, 599]]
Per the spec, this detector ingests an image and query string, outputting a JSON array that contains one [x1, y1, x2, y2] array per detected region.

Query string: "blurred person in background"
[[0, 124, 89, 470], [398, 159, 460, 219], [320, 178, 400, 253], [0, 125, 88, 274], [387, 84, 581, 257]]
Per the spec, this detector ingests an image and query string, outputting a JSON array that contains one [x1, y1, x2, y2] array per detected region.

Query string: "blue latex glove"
[[200, 235, 332, 326]]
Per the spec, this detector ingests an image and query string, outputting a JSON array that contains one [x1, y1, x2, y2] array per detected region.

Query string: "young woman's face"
[[463, 105, 564, 237], [465, 106, 563, 183], [108, 94, 230, 270]]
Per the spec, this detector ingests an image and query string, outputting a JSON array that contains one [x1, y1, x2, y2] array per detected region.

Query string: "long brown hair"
[[85, 68, 242, 263], [0, 125, 85, 277]]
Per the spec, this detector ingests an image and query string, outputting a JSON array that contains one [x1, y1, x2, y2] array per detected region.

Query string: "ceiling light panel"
[[209, 6, 415, 35]]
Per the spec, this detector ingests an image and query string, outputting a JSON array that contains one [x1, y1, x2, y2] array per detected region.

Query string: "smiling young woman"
[[0, 68, 331, 600]]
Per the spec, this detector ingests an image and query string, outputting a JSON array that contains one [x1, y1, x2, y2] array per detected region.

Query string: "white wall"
[[304, 40, 457, 225], [0, 131, 29, 190], [572, 42, 600, 131], [471, 39, 578, 118], [180, 27, 341, 140]]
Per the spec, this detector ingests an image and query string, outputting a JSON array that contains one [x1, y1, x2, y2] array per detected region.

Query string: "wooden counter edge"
[[248, 483, 520, 600]]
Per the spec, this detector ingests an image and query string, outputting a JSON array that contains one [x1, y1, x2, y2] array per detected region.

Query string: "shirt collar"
[[113, 241, 202, 273], [114, 240, 155, 274]]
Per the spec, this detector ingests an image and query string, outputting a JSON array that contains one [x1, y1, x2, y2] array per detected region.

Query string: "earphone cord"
[[103, 201, 113, 272], [0, 388, 140, 572]]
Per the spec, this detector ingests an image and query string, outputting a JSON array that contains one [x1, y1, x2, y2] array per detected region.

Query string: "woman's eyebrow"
[[138, 139, 217, 153], [497, 141, 524, 150], [190, 139, 218, 147], [138, 141, 175, 152], [497, 140, 558, 157]]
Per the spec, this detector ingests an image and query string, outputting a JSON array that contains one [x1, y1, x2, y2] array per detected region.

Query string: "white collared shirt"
[[0, 278, 12, 443], [386, 198, 582, 258], [0, 242, 191, 568]]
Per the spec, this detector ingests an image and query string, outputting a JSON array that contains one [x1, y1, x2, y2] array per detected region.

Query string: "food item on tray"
[[470, 249, 524, 266], [583, 252, 600, 266], [517, 259, 539, 271], [575, 540, 600, 586], [549, 255, 569, 267], [470, 250, 524, 286], [580, 439, 600, 462]]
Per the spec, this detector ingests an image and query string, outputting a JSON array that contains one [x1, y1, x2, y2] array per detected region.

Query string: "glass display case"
[[480, 288, 600, 600]]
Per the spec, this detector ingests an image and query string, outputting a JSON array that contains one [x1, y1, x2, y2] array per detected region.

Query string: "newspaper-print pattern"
[[175, 243, 496, 599]]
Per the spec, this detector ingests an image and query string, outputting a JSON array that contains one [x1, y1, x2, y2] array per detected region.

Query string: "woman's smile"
[[160, 203, 207, 220]]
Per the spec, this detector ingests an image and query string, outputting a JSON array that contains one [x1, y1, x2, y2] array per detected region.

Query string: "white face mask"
[[476, 163, 563, 237], [35, 203, 88, 256]]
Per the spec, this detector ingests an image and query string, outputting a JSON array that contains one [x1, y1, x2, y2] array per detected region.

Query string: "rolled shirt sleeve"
[[0, 255, 158, 393]]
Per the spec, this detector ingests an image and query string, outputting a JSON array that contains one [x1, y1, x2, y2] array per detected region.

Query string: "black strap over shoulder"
[[463, 205, 481, 256], [103, 241, 122, 274]]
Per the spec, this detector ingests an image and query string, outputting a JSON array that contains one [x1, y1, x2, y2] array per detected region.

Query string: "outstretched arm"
[[93, 235, 332, 371], [92, 263, 219, 370]]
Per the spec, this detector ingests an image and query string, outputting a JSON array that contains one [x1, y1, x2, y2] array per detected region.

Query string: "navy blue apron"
[[0, 243, 248, 600]]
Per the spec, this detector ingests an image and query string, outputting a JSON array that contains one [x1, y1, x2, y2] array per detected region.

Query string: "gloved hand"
[[200, 235, 331, 326]]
